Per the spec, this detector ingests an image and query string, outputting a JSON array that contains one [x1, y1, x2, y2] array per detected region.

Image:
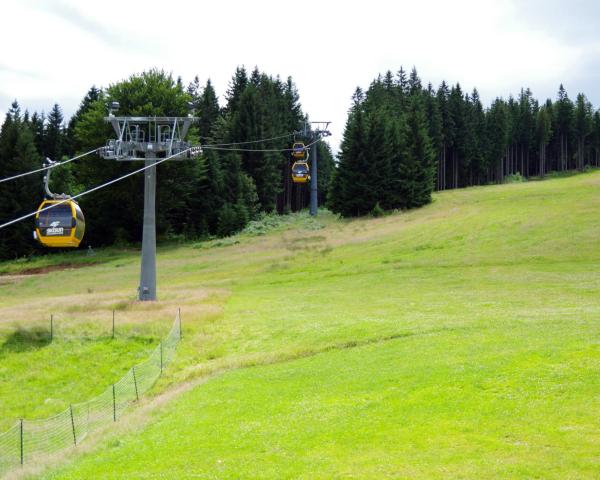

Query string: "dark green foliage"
[[371, 202, 384, 217], [316, 141, 335, 204], [574, 93, 593, 170], [0, 102, 42, 258], [331, 66, 600, 218], [195, 79, 220, 141], [402, 96, 436, 207], [0, 65, 309, 258], [329, 69, 436, 217], [328, 97, 370, 217], [592, 111, 600, 166], [44, 104, 65, 161], [3, 63, 599, 258], [69, 70, 204, 246], [66, 85, 102, 155]]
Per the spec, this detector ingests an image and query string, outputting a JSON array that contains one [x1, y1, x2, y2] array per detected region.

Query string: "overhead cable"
[[0, 148, 191, 231], [0, 148, 100, 184]]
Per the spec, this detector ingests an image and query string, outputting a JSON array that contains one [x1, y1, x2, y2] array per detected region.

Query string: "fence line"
[[0, 309, 160, 342], [0, 310, 182, 474]]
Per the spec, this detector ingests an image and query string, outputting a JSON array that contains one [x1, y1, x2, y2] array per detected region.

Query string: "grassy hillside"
[[0, 171, 598, 478]]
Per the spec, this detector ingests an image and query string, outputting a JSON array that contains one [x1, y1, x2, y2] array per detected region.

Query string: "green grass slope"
[[0, 171, 598, 478]]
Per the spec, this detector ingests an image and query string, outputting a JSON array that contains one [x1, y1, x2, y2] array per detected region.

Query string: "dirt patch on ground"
[[2, 262, 99, 276], [0, 275, 26, 285]]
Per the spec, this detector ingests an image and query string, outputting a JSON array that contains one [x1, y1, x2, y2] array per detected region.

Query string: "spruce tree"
[[0, 102, 42, 258], [535, 105, 552, 176], [448, 84, 466, 188], [401, 96, 435, 207], [465, 89, 486, 184], [485, 99, 509, 182], [66, 86, 102, 155], [198, 79, 220, 139], [44, 103, 65, 161], [329, 93, 370, 217], [574, 93, 593, 170], [436, 81, 453, 190], [592, 110, 600, 167], [554, 84, 574, 170], [225, 66, 248, 113], [408, 67, 422, 96]]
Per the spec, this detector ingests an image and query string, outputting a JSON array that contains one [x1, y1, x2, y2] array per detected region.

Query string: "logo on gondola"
[[46, 221, 64, 235]]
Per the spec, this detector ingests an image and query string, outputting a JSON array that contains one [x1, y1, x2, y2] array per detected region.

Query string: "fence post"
[[70, 404, 77, 445], [112, 384, 116, 422], [112, 310, 115, 339], [178, 308, 182, 340], [19, 419, 23, 466], [132, 367, 139, 401], [50, 314, 53, 341], [160, 342, 163, 374]]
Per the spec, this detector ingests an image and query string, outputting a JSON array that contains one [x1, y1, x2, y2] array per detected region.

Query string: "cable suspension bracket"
[[42, 158, 70, 200]]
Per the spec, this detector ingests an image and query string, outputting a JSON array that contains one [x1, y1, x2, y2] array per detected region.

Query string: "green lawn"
[[0, 171, 598, 478], [42, 324, 600, 479]]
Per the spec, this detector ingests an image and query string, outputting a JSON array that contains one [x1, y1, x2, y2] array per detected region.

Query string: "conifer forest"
[[1, 66, 599, 259]]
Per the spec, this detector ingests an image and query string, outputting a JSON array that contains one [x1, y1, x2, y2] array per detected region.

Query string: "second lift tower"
[[99, 104, 200, 301]]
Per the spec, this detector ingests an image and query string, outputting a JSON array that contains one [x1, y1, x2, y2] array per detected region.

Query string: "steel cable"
[[0, 148, 100, 184]]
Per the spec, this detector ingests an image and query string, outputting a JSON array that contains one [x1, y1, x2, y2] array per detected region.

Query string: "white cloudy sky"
[[1, 0, 599, 150]]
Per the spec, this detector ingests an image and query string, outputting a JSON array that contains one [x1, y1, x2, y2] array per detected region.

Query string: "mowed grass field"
[[0, 171, 599, 478]]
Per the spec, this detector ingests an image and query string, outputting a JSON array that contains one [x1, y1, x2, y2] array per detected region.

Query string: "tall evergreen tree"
[[535, 104, 552, 176], [225, 66, 248, 114], [0, 101, 42, 258], [408, 67, 422, 96], [400, 96, 436, 207], [197, 79, 220, 140], [574, 93, 593, 170], [44, 103, 65, 161], [466, 89, 487, 184], [448, 84, 466, 188], [329, 92, 370, 216], [592, 110, 600, 167], [66, 86, 102, 155], [554, 84, 574, 170], [436, 81, 453, 190], [485, 98, 509, 182]]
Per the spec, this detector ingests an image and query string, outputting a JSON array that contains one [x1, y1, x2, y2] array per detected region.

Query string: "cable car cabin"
[[291, 161, 310, 184], [292, 142, 306, 160], [34, 200, 85, 248]]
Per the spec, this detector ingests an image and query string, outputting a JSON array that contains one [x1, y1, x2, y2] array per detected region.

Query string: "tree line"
[[0, 68, 334, 259], [328, 67, 600, 217], [1, 66, 598, 259]]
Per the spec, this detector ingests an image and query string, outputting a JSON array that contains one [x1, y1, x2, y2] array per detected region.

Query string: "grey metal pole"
[[20, 419, 23, 465], [139, 156, 157, 301], [310, 138, 318, 216]]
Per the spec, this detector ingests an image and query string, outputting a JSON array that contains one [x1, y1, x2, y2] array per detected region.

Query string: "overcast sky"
[[1, 0, 599, 151]]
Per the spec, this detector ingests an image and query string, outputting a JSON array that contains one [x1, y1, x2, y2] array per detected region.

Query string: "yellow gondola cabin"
[[291, 161, 310, 183], [291, 142, 306, 160], [34, 199, 85, 248]]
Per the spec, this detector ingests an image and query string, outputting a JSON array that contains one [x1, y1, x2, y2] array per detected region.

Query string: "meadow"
[[0, 171, 598, 478]]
